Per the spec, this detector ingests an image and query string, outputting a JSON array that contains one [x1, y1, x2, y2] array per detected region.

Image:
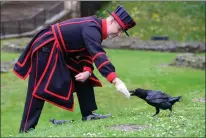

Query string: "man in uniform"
[[13, 5, 136, 133]]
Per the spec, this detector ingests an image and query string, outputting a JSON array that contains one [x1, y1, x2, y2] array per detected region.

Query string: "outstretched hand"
[[112, 78, 130, 99]]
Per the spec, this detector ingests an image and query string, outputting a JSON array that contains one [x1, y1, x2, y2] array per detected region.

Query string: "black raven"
[[129, 88, 181, 117]]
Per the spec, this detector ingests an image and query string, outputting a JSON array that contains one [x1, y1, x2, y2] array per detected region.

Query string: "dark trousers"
[[19, 50, 97, 133]]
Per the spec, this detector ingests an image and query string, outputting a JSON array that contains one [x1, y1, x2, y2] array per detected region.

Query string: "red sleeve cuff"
[[106, 72, 117, 83], [83, 66, 92, 73]]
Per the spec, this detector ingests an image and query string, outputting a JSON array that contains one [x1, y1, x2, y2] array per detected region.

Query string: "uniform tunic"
[[13, 15, 118, 111]]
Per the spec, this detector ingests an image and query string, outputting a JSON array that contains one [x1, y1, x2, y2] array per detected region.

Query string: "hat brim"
[[107, 9, 129, 37]]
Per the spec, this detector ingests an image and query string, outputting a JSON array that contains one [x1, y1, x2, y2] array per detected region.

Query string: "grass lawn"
[[1, 52, 21, 62], [1, 49, 205, 137]]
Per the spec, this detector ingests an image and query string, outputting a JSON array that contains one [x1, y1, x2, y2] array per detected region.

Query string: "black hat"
[[107, 5, 136, 36]]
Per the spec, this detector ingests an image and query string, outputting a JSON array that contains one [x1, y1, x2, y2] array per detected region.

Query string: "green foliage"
[[96, 1, 205, 42], [1, 49, 205, 137]]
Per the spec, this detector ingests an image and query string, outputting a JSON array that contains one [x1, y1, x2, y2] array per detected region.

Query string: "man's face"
[[107, 19, 123, 39]]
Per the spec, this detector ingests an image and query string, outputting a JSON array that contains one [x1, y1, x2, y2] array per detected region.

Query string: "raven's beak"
[[129, 90, 135, 95]]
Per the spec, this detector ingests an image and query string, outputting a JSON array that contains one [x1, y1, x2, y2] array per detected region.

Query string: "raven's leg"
[[168, 108, 172, 117], [152, 107, 160, 117]]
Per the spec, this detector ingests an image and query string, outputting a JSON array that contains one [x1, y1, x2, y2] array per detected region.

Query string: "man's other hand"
[[75, 71, 91, 82]]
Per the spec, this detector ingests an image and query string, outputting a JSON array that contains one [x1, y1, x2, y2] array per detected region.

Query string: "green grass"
[[1, 49, 205, 137], [96, 1, 205, 42], [197, 53, 206, 56], [1, 52, 21, 62]]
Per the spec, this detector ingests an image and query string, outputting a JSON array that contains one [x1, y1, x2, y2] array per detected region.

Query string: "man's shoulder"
[[81, 17, 101, 35], [82, 16, 102, 41], [61, 16, 101, 27], [83, 16, 101, 28]]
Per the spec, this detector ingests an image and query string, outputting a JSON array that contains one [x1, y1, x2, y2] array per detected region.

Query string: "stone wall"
[[2, 43, 25, 53], [169, 53, 205, 70], [102, 36, 205, 53]]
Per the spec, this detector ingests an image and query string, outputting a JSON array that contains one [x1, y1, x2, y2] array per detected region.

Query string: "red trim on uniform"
[[66, 65, 79, 73], [106, 72, 117, 83], [33, 93, 74, 111], [52, 24, 86, 53], [29, 38, 55, 78], [79, 59, 93, 64], [60, 20, 101, 28], [52, 25, 63, 52], [31, 38, 55, 56], [56, 23, 67, 52], [101, 19, 107, 40], [30, 40, 74, 110], [14, 38, 54, 80], [67, 48, 86, 53], [92, 52, 105, 61], [70, 57, 93, 65], [44, 82, 73, 101], [70, 58, 79, 64], [56, 42, 63, 54], [23, 50, 40, 131], [83, 66, 92, 73], [24, 96, 33, 131], [97, 61, 110, 70], [35, 51, 38, 86], [44, 53, 72, 100], [16, 31, 52, 67], [89, 77, 102, 86], [111, 12, 127, 30], [31, 42, 73, 101], [12, 69, 28, 80], [32, 42, 56, 94]]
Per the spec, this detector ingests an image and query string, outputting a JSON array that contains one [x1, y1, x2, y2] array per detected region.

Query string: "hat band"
[[111, 12, 127, 30]]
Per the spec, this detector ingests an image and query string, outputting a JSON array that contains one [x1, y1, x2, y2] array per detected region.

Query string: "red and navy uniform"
[[13, 15, 118, 132]]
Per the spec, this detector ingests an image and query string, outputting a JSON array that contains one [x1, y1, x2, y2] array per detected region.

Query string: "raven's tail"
[[169, 96, 181, 105]]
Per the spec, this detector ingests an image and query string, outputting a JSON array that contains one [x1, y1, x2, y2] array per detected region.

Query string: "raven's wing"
[[146, 91, 169, 103], [146, 97, 169, 103], [147, 91, 169, 98]]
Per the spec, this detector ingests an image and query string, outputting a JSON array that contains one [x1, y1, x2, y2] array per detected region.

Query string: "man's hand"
[[75, 71, 91, 82], [112, 78, 130, 99]]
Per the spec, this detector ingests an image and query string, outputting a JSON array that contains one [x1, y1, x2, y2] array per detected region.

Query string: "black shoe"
[[82, 113, 112, 121]]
